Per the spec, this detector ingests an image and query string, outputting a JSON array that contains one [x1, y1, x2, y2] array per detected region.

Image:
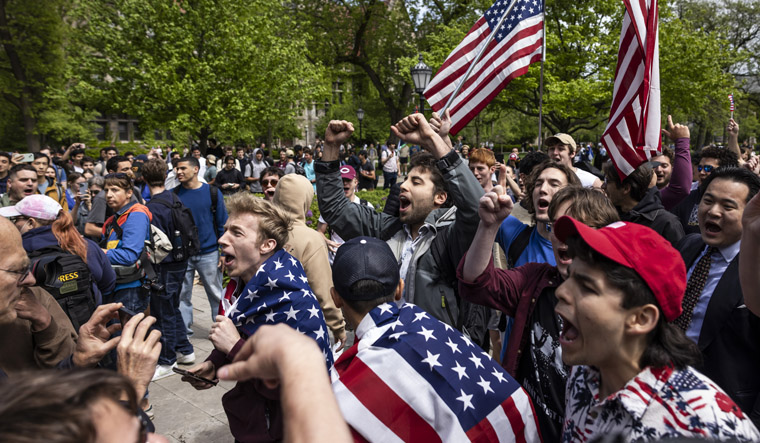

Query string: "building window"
[[118, 122, 129, 141]]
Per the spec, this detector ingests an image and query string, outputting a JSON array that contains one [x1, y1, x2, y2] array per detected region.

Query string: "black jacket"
[[620, 187, 684, 246], [678, 233, 760, 427], [671, 187, 701, 235]]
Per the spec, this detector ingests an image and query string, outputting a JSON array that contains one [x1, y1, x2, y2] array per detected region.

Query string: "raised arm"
[[660, 115, 693, 210], [727, 118, 744, 166], [428, 110, 454, 151], [462, 186, 513, 282], [740, 191, 760, 316], [316, 121, 401, 240]]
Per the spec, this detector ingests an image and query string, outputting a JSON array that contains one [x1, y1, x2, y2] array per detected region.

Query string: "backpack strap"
[[507, 225, 534, 269], [208, 184, 219, 238]]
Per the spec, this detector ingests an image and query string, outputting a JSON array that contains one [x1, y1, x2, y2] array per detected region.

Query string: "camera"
[[141, 278, 165, 295]]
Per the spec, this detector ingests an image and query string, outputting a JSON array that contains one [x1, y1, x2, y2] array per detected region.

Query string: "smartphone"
[[20, 153, 34, 163], [118, 306, 138, 325], [78, 182, 88, 195], [173, 367, 218, 386]]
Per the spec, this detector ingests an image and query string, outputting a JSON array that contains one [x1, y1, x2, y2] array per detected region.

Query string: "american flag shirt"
[[331, 302, 541, 442], [219, 248, 333, 367], [562, 364, 760, 442]]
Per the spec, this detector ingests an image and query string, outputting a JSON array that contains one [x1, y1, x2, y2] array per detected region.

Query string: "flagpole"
[[537, 4, 547, 147], [440, 0, 522, 115]]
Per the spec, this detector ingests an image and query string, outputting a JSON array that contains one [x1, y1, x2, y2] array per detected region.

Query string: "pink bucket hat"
[[0, 195, 62, 221]]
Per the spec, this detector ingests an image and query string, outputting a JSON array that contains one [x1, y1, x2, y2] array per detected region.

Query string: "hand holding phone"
[[174, 366, 218, 386], [118, 306, 137, 326]]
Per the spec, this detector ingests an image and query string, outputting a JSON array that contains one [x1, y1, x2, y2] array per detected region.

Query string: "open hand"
[[478, 185, 513, 228], [117, 313, 162, 399], [661, 115, 689, 141], [73, 303, 123, 367]]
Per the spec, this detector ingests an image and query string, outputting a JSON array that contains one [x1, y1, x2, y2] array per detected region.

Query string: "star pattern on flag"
[[456, 389, 475, 411], [219, 249, 333, 369], [485, 0, 542, 43], [357, 302, 526, 432], [421, 351, 442, 370]]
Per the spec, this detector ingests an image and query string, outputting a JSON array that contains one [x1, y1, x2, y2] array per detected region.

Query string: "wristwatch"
[[436, 149, 461, 173]]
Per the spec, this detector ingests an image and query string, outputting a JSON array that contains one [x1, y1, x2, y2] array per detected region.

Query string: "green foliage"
[[72, 0, 328, 150], [0, 0, 97, 151]]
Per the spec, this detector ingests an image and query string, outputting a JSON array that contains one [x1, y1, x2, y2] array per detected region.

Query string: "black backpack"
[[149, 193, 201, 262], [28, 246, 95, 332], [294, 161, 306, 176]]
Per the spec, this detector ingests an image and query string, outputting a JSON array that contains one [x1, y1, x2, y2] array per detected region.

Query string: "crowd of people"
[[0, 110, 759, 442]]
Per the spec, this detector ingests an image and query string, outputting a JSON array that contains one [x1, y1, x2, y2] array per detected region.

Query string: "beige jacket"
[[273, 175, 345, 338]]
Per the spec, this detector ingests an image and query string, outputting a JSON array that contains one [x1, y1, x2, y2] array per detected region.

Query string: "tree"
[[0, 0, 95, 151], [72, 0, 326, 152]]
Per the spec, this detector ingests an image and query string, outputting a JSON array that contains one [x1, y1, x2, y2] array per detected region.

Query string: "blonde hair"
[[226, 193, 292, 249]]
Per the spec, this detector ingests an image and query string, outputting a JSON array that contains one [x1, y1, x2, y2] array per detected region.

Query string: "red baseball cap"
[[554, 216, 686, 322], [340, 165, 356, 180]]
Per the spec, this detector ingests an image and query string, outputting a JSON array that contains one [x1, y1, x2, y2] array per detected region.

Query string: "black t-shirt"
[[357, 160, 375, 190], [515, 288, 568, 443]]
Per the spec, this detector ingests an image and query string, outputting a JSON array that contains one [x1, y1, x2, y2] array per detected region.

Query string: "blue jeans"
[[383, 171, 398, 189], [110, 286, 149, 314], [179, 250, 222, 336], [151, 262, 194, 365]]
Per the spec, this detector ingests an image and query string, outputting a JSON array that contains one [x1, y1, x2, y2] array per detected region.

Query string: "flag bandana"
[[424, 0, 544, 135], [220, 248, 333, 367], [332, 302, 540, 442]]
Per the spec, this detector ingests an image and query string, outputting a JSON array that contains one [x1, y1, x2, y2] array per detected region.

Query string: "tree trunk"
[[0, 0, 40, 152], [198, 126, 211, 155]]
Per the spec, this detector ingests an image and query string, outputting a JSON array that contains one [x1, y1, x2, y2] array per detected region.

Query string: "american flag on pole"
[[601, 0, 661, 179], [331, 302, 541, 442], [729, 93, 735, 111], [423, 0, 545, 135]]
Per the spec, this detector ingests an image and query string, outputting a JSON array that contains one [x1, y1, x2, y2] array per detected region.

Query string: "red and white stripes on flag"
[[729, 93, 735, 111], [424, 0, 544, 136], [602, 0, 661, 179]]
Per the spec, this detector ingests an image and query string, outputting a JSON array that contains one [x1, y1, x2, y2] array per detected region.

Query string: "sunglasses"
[[0, 263, 32, 285], [261, 179, 279, 187], [697, 165, 715, 173]]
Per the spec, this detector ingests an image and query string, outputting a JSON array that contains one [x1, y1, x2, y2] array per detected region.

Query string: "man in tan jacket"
[[273, 174, 346, 348]]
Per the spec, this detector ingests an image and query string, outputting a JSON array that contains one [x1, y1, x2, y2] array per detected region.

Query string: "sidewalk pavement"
[[149, 283, 232, 442]]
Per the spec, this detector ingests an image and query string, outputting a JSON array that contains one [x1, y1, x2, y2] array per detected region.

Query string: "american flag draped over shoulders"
[[332, 302, 540, 442], [219, 248, 333, 367], [424, 0, 544, 135], [602, 0, 661, 179]]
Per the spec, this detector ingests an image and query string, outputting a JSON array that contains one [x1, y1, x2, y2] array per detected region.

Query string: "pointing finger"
[[667, 114, 674, 129]]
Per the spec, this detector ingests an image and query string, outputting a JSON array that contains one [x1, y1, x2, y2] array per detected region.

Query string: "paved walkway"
[[149, 284, 233, 442]]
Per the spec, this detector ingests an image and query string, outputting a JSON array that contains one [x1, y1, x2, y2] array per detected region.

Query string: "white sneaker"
[[152, 363, 177, 381], [176, 352, 196, 365]]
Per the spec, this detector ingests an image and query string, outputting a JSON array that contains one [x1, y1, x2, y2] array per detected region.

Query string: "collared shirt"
[[562, 365, 760, 442], [398, 223, 432, 290], [685, 240, 741, 343]]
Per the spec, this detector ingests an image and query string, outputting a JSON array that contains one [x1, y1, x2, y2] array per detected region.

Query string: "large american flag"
[[332, 302, 540, 442], [219, 248, 334, 367], [601, 0, 661, 179], [424, 0, 544, 135]]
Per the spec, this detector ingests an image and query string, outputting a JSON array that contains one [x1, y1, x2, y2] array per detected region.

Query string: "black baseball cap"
[[332, 237, 400, 301]]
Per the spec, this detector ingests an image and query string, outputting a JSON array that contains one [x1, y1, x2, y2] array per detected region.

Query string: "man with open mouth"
[[552, 216, 759, 441], [458, 186, 618, 442], [315, 111, 490, 346]]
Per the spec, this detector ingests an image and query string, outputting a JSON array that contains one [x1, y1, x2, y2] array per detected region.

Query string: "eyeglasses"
[[697, 165, 715, 173], [261, 179, 279, 187], [0, 264, 32, 285]]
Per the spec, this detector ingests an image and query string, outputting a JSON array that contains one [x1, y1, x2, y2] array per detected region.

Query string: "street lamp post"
[[357, 107, 365, 141], [410, 54, 432, 115]]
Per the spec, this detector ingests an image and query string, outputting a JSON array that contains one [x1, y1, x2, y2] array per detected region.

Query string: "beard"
[[399, 196, 436, 228]]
